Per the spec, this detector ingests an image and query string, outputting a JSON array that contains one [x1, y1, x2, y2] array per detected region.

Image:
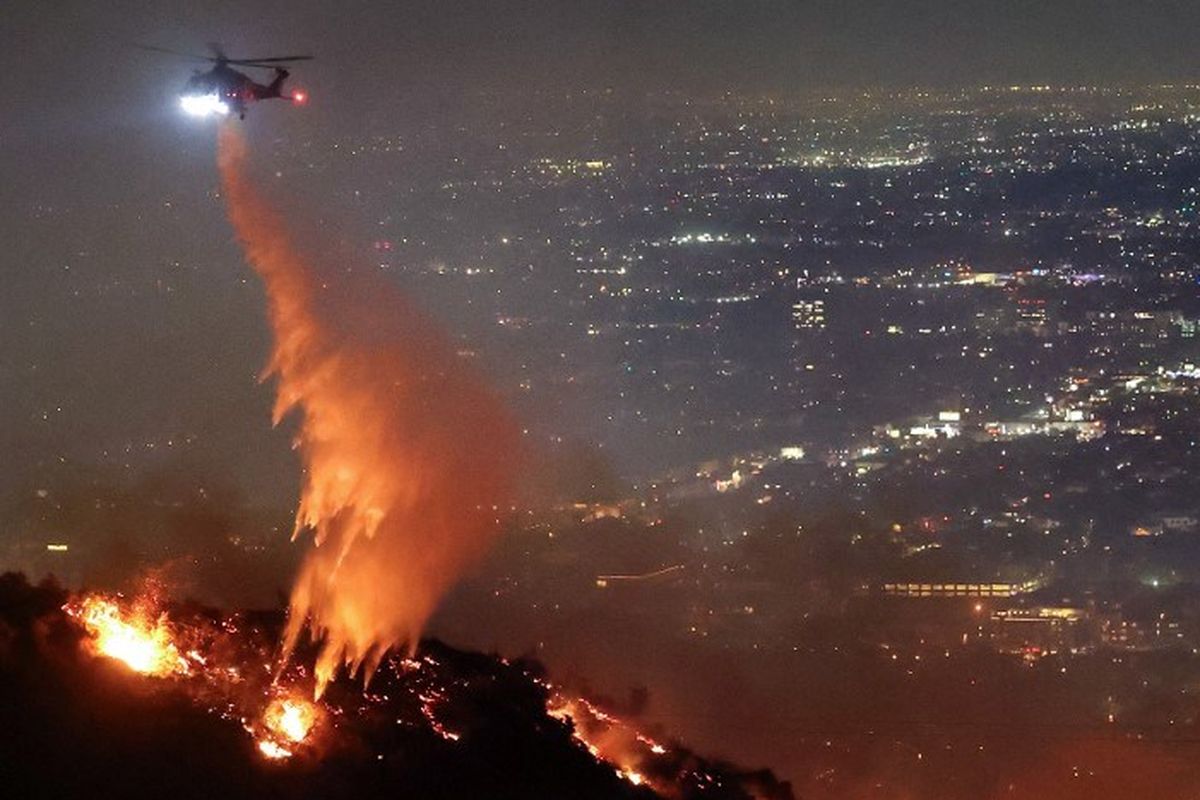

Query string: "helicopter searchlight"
[[180, 93, 230, 117]]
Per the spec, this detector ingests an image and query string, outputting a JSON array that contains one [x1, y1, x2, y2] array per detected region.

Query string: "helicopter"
[[137, 43, 313, 119]]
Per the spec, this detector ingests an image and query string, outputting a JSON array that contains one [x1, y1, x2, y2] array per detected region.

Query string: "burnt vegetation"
[[0, 573, 790, 799]]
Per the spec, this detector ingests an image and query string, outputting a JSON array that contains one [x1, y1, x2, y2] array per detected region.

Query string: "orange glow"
[[620, 769, 645, 786], [256, 694, 319, 760], [257, 739, 292, 760], [64, 591, 333, 762], [218, 125, 518, 698], [263, 696, 318, 744], [548, 693, 669, 793], [67, 595, 188, 677]]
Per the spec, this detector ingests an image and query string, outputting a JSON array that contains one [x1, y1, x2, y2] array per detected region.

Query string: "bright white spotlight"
[[180, 93, 230, 117]]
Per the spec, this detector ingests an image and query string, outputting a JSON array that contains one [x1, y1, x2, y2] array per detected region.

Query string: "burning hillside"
[[0, 573, 791, 799], [0, 126, 796, 798]]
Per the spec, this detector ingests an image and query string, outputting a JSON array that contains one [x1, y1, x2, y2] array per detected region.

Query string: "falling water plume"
[[217, 125, 518, 698]]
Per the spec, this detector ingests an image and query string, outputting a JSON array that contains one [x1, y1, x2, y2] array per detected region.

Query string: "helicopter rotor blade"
[[225, 56, 314, 64], [131, 43, 214, 62], [131, 43, 312, 67], [229, 63, 305, 71]]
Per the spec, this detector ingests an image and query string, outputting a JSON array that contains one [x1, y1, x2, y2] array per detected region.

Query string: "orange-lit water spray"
[[217, 126, 517, 698]]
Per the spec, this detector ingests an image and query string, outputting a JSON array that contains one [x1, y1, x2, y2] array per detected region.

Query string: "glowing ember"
[[416, 691, 461, 742], [547, 692, 672, 793], [66, 595, 188, 677], [257, 739, 293, 760], [65, 592, 326, 761], [620, 769, 646, 786], [60, 591, 688, 781], [263, 696, 318, 744], [254, 694, 321, 759]]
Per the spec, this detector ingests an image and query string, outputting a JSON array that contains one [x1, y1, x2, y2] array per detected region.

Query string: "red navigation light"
[[292, 90, 308, 105]]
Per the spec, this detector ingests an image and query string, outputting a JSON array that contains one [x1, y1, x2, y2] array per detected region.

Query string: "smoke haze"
[[217, 126, 518, 696]]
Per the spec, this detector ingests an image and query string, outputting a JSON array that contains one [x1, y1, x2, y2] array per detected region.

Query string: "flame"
[[66, 592, 328, 761], [263, 696, 318, 744], [217, 125, 518, 698], [620, 769, 646, 786], [257, 740, 292, 760], [256, 695, 319, 759], [67, 596, 188, 677], [61, 591, 693, 777], [548, 693, 671, 792]]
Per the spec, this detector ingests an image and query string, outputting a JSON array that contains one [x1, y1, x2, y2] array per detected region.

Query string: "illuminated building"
[[881, 578, 1044, 598], [988, 606, 1089, 656], [792, 298, 826, 330], [1014, 297, 1048, 332]]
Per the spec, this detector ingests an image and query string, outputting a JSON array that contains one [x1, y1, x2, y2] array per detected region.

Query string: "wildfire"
[[260, 695, 319, 756], [60, 590, 728, 790], [28, 127, 781, 797], [65, 592, 323, 761], [257, 740, 293, 760], [547, 692, 671, 792], [66, 595, 189, 677], [621, 768, 646, 786]]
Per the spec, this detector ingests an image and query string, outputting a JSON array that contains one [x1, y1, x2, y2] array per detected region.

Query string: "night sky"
[[5, 0, 1200, 502]]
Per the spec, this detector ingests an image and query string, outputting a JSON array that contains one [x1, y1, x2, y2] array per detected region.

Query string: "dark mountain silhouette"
[[0, 573, 790, 800]]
